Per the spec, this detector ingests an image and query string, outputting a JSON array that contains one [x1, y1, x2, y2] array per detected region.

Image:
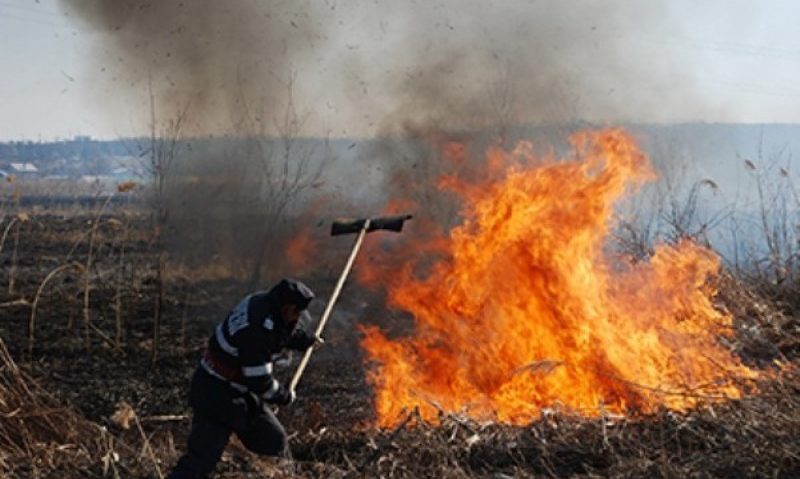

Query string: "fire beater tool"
[[288, 214, 413, 395]]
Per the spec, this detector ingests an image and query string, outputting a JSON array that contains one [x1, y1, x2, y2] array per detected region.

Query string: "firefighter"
[[167, 278, 320, 479]]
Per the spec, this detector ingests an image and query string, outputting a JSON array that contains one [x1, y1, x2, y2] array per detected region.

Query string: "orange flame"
[[360, 129, 757, 427], [286, 230, 316, 271]]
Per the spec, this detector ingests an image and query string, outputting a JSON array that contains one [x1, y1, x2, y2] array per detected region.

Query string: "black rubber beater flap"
[[330, 214, 412, 236]]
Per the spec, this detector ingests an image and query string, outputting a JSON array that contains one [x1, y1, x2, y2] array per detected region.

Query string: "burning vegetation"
[[3, 0, 800, 476], [361, 129, 761, 426], [0, 128, 798, 478]]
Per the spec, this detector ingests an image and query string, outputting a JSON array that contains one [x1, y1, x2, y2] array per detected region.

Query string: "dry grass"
[[2, 361, 797, 478], [0, 213, 798, 478], [0, 336, 110, 478], [283, 365, 799, 478]]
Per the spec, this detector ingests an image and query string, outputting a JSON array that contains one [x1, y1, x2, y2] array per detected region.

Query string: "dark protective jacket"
[[202, 288, 315, 401]]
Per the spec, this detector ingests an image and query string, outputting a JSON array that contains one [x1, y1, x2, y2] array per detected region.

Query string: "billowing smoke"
[[344, 0, 684, 237], [60, 0, 326, 131], [59, 1, 695, 291], [61, 1, 685, 136]]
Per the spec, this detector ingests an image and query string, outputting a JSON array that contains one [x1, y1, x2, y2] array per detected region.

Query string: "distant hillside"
[[1, 124, 799, 186], [0, 137, 140, 178]]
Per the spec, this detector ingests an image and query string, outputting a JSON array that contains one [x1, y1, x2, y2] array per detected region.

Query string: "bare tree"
[[139, 77, 189, 365], [234, 71, 327, 287]]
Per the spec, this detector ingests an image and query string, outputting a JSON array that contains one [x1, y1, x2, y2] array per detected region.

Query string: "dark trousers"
[[167, 368, 288, 479]]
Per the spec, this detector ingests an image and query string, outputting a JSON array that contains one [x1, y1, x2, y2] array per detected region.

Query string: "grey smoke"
[[60, 0, 688, 135], [59, 0, 713, 288], [60, 0, 326, 130]]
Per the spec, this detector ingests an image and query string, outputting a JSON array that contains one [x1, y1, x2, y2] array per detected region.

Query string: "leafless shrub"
[[137, 78, 190, 366], [734, 140, 800, 297], [233, 71, 328, 287], [614, 161, 728, 262], [162, 71, 332, 287]]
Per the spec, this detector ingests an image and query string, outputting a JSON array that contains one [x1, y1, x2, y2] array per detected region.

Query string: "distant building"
[[80, 174, 108, 183], [9, 163, 38, 177], [111, 167, 136, 180]]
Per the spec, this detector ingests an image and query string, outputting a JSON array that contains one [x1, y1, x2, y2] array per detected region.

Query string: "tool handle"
[[289, 220, 371, 393]]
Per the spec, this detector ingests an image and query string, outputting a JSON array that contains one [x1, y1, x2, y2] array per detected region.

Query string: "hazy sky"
[[1, 0, 799, 141]]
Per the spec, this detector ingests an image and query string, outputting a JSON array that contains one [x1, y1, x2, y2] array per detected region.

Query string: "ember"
[[361, 129, 758, 427]]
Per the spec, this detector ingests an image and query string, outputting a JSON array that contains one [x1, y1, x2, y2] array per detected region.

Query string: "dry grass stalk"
[[83, 194, 116, 347], [0, 336, 105, 478], [28, 262, 85, 361], [115, 221, 127, 348], [2, 215, 28, 297], [108, 402, 166, 477], [0, 216, 19, 257], [96, 212, 132, 349]]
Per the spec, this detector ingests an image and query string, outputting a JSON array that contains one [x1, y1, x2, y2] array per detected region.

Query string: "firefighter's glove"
[[289, 329, 324, 351], [265, 384, 296, 406]]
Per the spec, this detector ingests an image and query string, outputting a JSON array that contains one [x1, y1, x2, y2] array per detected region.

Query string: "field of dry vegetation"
[[0, 183, 798, 478]]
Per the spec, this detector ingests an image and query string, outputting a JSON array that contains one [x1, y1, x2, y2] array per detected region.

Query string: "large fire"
[[360, 129, 758, 427]]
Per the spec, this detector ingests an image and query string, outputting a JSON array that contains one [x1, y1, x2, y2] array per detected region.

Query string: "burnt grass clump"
[[0, 210, 798, 478]]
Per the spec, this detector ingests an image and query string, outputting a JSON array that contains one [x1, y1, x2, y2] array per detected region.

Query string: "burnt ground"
[[0, 210, 799, 478], [0, 210, 381, 475]]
